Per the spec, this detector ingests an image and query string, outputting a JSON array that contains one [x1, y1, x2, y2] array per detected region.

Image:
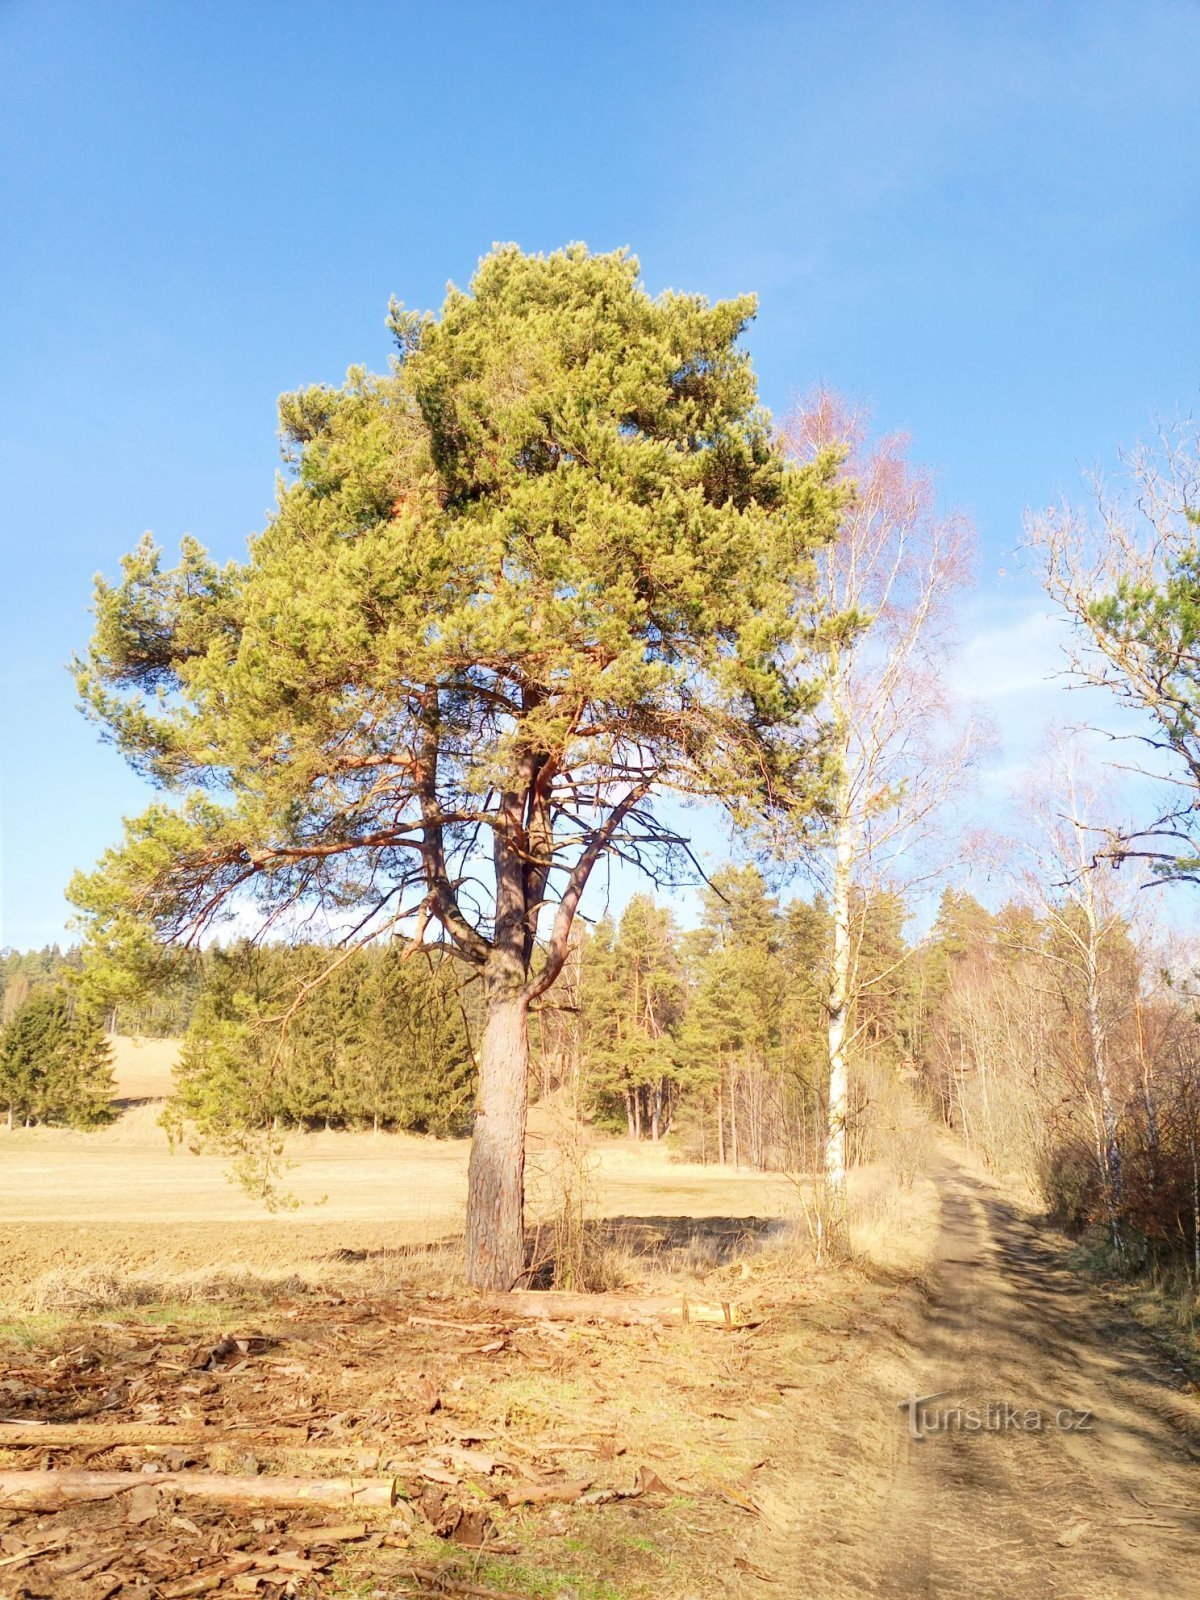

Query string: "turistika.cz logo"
[[898, 1390, 1095, 1441]]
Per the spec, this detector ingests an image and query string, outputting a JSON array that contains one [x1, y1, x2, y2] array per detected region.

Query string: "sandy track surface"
[[752, 1149, 1200, 1599]]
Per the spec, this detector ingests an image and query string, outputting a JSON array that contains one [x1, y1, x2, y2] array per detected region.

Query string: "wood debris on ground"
[[0, 1278, 780, 1596]]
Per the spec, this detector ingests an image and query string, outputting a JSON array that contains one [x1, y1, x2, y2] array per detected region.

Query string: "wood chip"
[[635, 1465, 673, 1496], [285, 1521, 370, 1546], [0, 1541, 63, 1571], [501, 1478, 591, 1507], [126, 1482, 161, 1524]]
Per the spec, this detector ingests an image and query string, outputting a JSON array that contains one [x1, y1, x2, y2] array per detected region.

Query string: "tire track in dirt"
[[749, 1149, 1200, 1599]]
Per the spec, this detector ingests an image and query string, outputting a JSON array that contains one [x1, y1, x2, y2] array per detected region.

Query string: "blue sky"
[[1, 1, 1198, 947]]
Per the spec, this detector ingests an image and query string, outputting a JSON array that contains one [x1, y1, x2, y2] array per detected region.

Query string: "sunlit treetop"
[[72, 244, 846, 995]]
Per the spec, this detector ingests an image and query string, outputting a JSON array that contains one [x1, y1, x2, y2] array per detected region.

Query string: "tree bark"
[[0, 1469, 396, 1510], [464, 984, 529, 1290], [716, 1068, 726, 1165], [730, 1068, 739, 1167]]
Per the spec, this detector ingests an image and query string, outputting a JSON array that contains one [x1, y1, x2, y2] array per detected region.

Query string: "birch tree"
[[782, 393, 974, 1215], [1011, 749, 1141, 1253]]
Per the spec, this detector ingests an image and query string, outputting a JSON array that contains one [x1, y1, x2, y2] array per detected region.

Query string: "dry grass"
[[0, 1176, 945, 1600], [0, 1036, 927, 1340], [18, 1262, 309, 1317], [847, 1163, 941, 1280], [0, 1037, 797, 1318], [107, 1033, 181, 1101], [0, 1060, 949, 1600]]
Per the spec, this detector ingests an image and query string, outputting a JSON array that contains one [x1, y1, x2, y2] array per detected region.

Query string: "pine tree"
[[70, 244, 842, 1286], [683, 867, 790, 1168], [580, 897, 683, 1138]]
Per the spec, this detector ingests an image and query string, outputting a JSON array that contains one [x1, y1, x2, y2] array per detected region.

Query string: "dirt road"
[[756, 1149, 1200, 1599]]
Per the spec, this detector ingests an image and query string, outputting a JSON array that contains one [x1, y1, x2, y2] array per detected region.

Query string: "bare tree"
[[1028, 417, 1200, 881], [782, 393, 975, 1213], [1007, 745, 1144, 1251]]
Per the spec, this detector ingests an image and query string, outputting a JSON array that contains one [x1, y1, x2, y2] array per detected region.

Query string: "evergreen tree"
[[0, 988, 114, 1128], [581, 897, 683, 1138], [683, 867, 790, 1168], [70, 244, 842, 1286], [172, 942, 475, 1141]]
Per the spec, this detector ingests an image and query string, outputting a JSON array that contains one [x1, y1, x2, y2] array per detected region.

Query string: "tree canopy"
[[73, 245, 841, 972]]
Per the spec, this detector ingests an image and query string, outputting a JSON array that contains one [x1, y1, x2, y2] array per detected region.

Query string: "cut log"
[[478, 1292, 756, 1327], [0, 1469, 397, 1510], [407, 1316, 503, 1334], [285, 1522, 370, 1546], [0, 1423, 311, 1450]]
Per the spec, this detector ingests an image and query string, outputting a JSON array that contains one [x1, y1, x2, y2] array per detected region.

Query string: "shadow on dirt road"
[[753, 1148, 1200, 1599]]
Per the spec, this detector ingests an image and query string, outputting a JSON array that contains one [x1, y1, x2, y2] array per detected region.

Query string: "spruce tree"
[[0, 988, 114, 1128]]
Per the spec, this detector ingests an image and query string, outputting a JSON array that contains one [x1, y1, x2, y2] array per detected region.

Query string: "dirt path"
[[755, 1148, 1200, 1599]]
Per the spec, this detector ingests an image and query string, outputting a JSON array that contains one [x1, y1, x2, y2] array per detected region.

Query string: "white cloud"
[[957, 605, 1069, 702]]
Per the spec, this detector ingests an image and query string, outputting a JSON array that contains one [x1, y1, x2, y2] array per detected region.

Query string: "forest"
[[8, 834, 1200, 1301]]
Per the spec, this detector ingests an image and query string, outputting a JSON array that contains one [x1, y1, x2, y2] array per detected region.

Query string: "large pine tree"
[[71, 244, 841, 1287]]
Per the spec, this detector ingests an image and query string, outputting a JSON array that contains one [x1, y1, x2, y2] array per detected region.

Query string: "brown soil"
[[744, 1144, 1200, 1598]]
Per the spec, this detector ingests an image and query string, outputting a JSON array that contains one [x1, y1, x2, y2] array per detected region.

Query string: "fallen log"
[[478, 1292, 756, 1327], [0, 1423, 311, 1450], [0, 1469, 397, 1510]]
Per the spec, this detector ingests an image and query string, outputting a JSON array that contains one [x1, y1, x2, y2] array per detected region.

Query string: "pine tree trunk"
[[465, 985, 529, 1290], [730, 1069, 739, 1168], [716, 1068, 726, 1166]]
